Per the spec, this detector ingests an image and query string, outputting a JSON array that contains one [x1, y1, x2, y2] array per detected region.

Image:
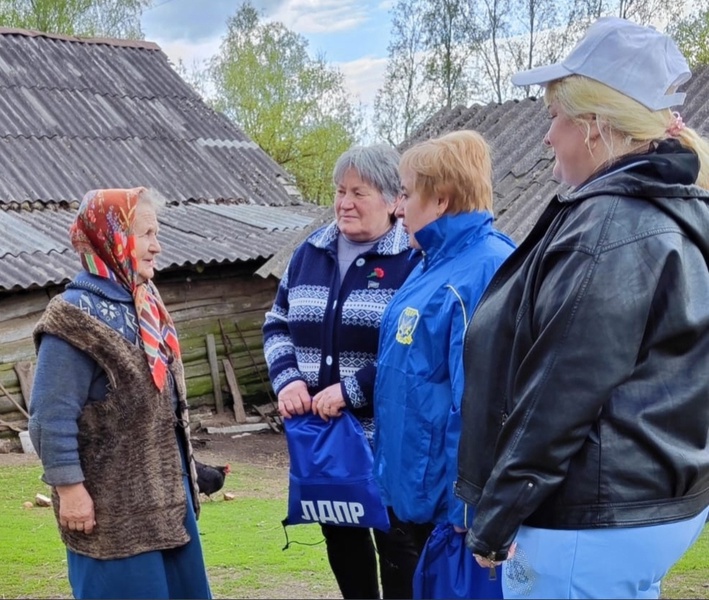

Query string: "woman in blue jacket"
[[373, 130, 515, 598]]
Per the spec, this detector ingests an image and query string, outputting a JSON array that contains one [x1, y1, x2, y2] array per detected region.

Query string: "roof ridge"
[[0, 82, 194, 102], [0, 27, 161, 51], [0, 133, 258, 144]]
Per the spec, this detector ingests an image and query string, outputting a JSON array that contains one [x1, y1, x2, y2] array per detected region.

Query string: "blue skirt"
[[67, 437, 211, 599]]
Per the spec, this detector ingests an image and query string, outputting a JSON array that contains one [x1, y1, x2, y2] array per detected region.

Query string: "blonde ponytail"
[[546, 76, 709, 190], [675, 127, 709, 189]]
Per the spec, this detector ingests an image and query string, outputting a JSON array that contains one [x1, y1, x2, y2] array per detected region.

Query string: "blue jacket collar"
[[308, 219, 412, 256], [416, 211, 493, 267], [66, 270, 133, 303]]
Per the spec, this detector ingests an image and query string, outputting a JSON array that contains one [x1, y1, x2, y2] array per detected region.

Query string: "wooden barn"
[[0, 28, 325, 444]]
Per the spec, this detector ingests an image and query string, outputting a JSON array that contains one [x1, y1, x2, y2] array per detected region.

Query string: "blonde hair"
[[400, 130, 494, 214], [545, 76, 709, 189]]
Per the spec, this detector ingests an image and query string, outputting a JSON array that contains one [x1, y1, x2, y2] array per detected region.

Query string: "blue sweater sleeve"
[[342, 363, 376, 410], [29, 334, 106, 486], [262, 262, 305, 394]]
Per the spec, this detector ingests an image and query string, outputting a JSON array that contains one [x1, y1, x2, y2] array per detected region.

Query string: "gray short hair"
[[333, 144, 401, 204]]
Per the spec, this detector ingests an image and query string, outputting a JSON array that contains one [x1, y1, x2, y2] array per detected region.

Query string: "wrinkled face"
[[544, 100, 598, 187], [335, 168, 396, 242], [396, 167, 442, 250], [132, 203, 161, 284]]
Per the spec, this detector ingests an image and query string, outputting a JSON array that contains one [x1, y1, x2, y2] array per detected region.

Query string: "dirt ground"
[[190, 429, 290, 470], [0, 428, 290, 470]]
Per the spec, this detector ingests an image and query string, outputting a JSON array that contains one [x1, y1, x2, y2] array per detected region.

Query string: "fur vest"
[[33, 296, 200, 560]]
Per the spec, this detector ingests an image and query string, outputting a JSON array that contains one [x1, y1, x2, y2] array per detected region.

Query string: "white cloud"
[[149, 3, 390, 124], [152, 34, 387, 113], [337, 55, 388, 107], [377, 0, 395, 10], [268, 0, 370, 34], [154, 36, 221, 69], [141, 0, 234, 43]]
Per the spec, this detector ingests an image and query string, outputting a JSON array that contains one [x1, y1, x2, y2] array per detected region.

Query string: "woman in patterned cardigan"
[[263, 144, 425, 599]]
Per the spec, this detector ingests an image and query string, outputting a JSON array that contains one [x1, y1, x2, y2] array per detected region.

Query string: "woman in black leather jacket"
[[456, 16, 709, 599]]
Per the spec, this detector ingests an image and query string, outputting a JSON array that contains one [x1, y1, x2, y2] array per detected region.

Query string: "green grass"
[[663, 526, 709, 599], [1, 462, 707, 598], [0, 465, 69, 599], [0, 463, 338, 599], [197, 476, 336, 598]]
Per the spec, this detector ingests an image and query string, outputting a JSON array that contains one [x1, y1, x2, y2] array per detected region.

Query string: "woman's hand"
[[277, 380, 312, 418], [473, 543, 516, 569], [56, 483, 96, 534], [312, 384, 346, 422]]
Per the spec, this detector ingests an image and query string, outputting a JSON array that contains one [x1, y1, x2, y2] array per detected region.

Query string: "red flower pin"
[[368, 267, 385, 279]]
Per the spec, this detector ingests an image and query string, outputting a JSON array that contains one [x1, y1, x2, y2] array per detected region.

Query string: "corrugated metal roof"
[[0, 203, 325, 291], [0, 136, 294, 205], [0, 209, 65, 256], [195, 204, 315, 231], [0, 88, 251, 142], [0, 28, 327, 292], [403, 65, 709, 243], [0, 29, 299, 208], [1, 248, 78, 291]]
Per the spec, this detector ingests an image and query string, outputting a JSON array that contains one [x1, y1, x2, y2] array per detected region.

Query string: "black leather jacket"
[[456, 141, 709, 560]]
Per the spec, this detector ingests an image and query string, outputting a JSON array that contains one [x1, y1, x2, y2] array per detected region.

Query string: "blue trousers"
[[503, 506, 709, 599]]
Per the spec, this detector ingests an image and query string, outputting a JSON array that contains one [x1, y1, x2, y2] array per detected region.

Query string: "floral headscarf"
[[70, 188, 180, 391]]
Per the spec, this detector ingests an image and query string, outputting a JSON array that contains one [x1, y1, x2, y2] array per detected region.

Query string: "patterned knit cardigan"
[[263, 220, 419, 438]]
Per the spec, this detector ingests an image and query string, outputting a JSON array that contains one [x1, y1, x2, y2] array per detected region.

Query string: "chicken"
[[195, 460, 231, 497]]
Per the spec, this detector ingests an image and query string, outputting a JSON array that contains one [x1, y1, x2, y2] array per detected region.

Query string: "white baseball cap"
[[511, 17, 691, 111]]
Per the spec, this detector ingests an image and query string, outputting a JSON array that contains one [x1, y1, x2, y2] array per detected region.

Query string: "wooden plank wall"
[[0, 288, 56, 434], [0, 266, 280, 437], [159, 269, 278, 409]]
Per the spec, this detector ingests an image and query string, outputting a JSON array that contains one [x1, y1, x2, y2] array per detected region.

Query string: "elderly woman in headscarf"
[[29, 188, 211, 600]]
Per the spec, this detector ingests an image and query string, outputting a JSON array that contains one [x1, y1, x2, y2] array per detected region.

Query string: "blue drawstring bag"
[[283, 411, 390, 533], [413, 523, 502, 599]]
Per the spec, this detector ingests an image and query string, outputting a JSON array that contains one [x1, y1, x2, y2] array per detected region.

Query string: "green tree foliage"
[[0, 0, 150, 38], [669, 7, 709, 68], [375, 0, 701, 146], [209, 2, 359, 205], [423, 0, 479, 108]]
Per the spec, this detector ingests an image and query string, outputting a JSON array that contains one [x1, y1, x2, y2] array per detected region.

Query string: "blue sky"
[[141, 0, 394, 107]]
